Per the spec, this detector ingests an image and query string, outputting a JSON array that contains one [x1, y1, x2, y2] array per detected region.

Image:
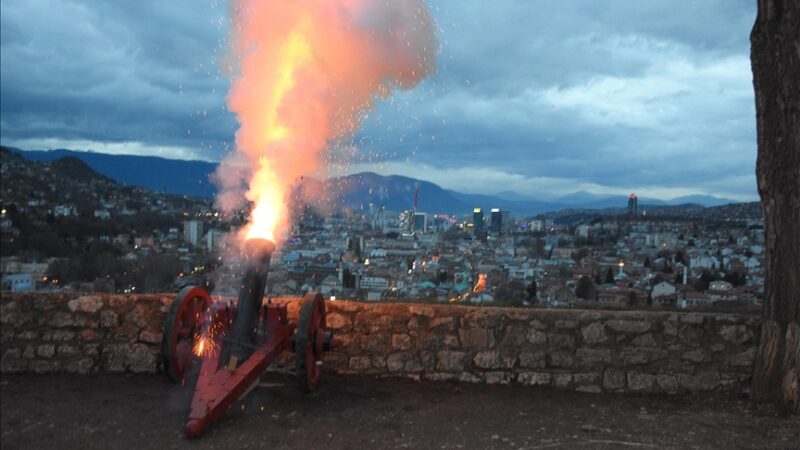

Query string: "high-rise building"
[[628, 194, 638, 216], [473, 208, 484, 236], [490, 208, 510, 235], [183, 220, 203, 247], [413, 212, 427, 233]]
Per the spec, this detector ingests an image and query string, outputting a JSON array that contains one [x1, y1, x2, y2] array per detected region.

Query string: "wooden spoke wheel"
[[162, 286, 210, 383], [295, 292, 327, 392]]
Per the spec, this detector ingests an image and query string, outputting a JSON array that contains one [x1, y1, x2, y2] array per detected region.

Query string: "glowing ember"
[[215, 0, 438, 244], [193, 337, 207, 357]]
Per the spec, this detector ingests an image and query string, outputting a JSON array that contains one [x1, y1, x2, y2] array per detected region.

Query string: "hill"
[[5, 147, 746, 216]]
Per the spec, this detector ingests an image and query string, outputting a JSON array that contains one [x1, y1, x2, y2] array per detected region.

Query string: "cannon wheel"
[[162, 286, 210, 383], [295, 292, 326, 392]]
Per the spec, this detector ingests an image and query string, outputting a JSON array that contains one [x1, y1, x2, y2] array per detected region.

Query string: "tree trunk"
[[750, 0, 800, 414]]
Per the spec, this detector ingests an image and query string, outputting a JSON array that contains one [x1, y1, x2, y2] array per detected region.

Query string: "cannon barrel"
[[227, 238, 275, 365]]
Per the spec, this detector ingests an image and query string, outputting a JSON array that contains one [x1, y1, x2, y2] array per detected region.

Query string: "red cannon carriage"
[[160, 238, 335, 438]]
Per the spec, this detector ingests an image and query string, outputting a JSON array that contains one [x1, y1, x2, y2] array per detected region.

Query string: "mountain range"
[[6, 147, 739, 216]]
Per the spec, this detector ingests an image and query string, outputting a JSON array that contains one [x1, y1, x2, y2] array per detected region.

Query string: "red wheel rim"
[[165, 286, 210, 382], [297, 293, 326, 391]]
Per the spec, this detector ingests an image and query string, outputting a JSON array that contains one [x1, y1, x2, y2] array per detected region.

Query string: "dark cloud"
[[0, 0, 758, 199]]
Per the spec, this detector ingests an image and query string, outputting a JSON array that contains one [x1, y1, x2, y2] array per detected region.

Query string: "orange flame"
[[216, 0, 437, 244], [193, 337, 207, 357]]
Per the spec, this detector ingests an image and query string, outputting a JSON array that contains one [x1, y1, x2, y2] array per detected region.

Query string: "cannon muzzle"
[[227, 238, 276, 365]]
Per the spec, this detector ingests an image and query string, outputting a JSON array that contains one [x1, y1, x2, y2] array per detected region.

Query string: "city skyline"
[[1, 1, 759, 201]]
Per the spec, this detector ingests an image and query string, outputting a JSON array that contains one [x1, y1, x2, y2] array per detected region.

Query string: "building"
[[577, 224, 590, 239], [490, 209, 510, 235], [651, 281, 676, 298], [1, 273, 34, 292], [473, 208, 484, 236], [413, 212, 427, 233], [628, 193, 638, 216], [183, 220, 204, 247]]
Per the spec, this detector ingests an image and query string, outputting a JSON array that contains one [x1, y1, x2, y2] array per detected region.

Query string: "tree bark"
[[750, 0, 800, 414]]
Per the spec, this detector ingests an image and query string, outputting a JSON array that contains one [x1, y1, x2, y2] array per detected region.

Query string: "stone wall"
[[1, 293, 760, 394]]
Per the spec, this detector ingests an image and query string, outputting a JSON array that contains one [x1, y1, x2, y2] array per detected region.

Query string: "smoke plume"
[[214, 0, 437, 244]]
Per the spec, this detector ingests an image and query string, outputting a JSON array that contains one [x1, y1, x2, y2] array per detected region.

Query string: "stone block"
[[404, 359, 424, 373], [718, 325, 752, 345], [459, 372, 483, 383], [553, 373, 572, 388], [729, 347, 756, 367], [138, 330, 162, 344], [67, 295, 104, 314], [682, 349, 710, 363], [606, 320, 652, 334], [680, 313, 704, 324], [49, 312, 74, 328], [555, 320, 578, 330], [349, 356, 372, 371], [548, 351, 575, 368], [548, 333, 576, 349], [627, 372, 655, 391], [485, 371, 513, 385], [581, 322, 608, 345], [429, 316, 457, 331], [603, 369, 626, 390], [81, 329, 99, 342], [408, 305, 436, 317], [619, 347, 668, 365], [371, 356, 386, 369], [576, 348, 612, 366], [526, 329, 547, 345], [386, 352, 411, 372], [656, 374, 678, 393], [518, 351, 546, 369], [576, 385, 603, 393], [51, 330, 76, 341], [33, 360, 58, 373], [326, 312, 351, 330], [678, 371, 721, 391], [74, 315, 99, 328], [518, 372, 551, 386], [473, 351, 514, 369], [460, 327, 492, 349], [631, 333, 658, 348], [435, 351, 467, 372], [500, 324, 526, 347], [65, 358, 94, 374], [530, 319, 548, 331], [37, 344, 56, 359], [99, 310, 118, 328], [57, 344, 79, 356], [391, 334, 412, 350], [360, 334, 390, 352], [574, 372, 601, 385]]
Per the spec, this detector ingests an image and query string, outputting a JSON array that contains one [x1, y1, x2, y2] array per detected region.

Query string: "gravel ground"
[[1, 373, 798, 449]]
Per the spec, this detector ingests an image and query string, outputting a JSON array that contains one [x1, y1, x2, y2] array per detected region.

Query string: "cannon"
[[161, 238, 336, 438]]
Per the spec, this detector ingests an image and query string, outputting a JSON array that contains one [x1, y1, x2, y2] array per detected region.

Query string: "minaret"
[[683, 264, 688, 285]]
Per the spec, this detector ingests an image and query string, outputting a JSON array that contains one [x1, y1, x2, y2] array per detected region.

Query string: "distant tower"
[[627, 193, 638, 216], [473, 208, 484, 236]]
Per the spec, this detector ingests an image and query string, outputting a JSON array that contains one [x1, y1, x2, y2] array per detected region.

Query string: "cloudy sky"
[[0, 0, 758, 201]]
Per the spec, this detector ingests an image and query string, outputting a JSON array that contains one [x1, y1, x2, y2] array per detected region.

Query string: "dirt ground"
[[1, 373, 797, 449]]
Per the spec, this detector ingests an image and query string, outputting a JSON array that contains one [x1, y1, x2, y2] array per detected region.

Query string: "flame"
[[216, 0, 438, 245], [193, 337, 207, 357]]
